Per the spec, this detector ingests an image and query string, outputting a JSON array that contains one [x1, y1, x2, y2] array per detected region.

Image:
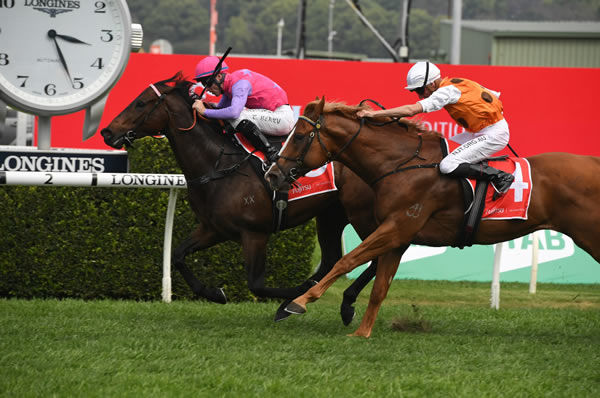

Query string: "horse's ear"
[[317, 96, 325, 114]]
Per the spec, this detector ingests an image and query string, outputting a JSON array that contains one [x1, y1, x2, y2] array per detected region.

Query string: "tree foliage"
[[127, 0, 600, 61]]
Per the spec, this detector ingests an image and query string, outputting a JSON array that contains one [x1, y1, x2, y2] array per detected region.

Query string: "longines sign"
[[0, 146, 128, 173]]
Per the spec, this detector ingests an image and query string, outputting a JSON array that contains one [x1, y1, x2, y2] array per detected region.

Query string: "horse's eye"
[[293, 133, 305, 141], [135, 100, 146, 109]]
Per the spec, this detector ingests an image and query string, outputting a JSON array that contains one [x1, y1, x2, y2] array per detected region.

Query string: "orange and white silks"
[[440, 77, 504, 133]]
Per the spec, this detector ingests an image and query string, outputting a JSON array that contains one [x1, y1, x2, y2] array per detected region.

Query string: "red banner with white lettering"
[[47, 53, 600, 158]]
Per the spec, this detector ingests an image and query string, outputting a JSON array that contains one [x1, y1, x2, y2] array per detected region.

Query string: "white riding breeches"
[[439, 119, 510, 174], [230, 105, 296, 136]]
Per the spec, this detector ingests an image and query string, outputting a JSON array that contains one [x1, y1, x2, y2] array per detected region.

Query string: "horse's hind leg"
[[340, 259, 378, 326], [173, 225, 227, 303]]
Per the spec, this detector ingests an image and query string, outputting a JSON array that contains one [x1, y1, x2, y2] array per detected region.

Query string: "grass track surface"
[[1, 280, 599, 397]]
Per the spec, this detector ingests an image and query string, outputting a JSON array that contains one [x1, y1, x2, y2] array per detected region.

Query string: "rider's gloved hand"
[[189, 82, 206, 101]]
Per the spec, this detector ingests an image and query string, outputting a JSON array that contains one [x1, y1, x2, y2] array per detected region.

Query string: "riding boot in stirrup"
[[236, 119, 279, 162], [448, 163, 515, 194]]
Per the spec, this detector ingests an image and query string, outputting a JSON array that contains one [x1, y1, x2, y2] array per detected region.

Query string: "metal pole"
[[328, 0, 336, 57], [295, 0, 307, 59], [209, 0, 218, 56], [398, 0, 410, 62], [37, 115, 51, 150], [450, 0, 462, 64], [344, 0, 399, 62], [277, 18, 285, 56]]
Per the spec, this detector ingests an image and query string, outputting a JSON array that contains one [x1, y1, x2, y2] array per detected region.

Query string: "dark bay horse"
[[100, 73, 378, 321], [265, 97, 600, 337]]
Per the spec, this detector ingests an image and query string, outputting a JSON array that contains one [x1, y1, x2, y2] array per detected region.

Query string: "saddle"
[[439, 140, 509, 249]]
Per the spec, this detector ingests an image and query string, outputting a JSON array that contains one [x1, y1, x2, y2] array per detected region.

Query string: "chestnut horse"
[[266, 97, 600, 337], [100, 74, 378, 322]]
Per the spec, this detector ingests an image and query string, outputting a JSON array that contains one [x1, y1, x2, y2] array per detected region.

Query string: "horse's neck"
[[337, 122, 442, 186], [166, 122, 231, 179]]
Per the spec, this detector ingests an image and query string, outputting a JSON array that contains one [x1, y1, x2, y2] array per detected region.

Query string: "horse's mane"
[[306, 99, 442, 138], [156, 71, 196, 106]]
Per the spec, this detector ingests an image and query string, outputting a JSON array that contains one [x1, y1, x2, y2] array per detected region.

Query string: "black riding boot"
[[236, 119, 279, 162], [448, 163, 515, 194]]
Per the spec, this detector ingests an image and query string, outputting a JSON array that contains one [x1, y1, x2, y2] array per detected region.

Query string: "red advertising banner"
[[47, 53, 600, 157]]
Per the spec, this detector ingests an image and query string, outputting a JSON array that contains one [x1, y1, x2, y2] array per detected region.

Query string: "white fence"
[[0, 171, 186, 303]]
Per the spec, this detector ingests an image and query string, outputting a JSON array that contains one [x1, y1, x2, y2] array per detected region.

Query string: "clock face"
[[0, 0, 132, 116]]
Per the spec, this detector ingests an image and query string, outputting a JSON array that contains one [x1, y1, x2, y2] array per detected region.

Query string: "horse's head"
[[101, 72, 194, 149], [265, 97, 329, 191], [266, 96, 366, 191]]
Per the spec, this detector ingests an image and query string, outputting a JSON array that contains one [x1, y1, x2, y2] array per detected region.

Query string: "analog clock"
[[0, 0, 141, 116]]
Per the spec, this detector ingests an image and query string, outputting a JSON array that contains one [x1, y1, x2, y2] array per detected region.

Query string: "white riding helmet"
[[405, 61, 441, 90]]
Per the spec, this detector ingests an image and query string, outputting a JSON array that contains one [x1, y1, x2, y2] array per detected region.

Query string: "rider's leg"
[[232, 106, 295, 162], [440, 120, 514, 193], [235, 119, 279, 161], [446, 162, 515, 193]]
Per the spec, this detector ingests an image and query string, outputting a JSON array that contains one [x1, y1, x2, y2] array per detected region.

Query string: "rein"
[[279, 99, 441, 186], [125, 82, 253, 186]]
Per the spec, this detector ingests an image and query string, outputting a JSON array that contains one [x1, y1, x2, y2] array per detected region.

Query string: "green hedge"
[[0, 138, 315, 301]]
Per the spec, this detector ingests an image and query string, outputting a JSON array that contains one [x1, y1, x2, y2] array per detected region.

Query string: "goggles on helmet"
[[409, 62, 430, 95]]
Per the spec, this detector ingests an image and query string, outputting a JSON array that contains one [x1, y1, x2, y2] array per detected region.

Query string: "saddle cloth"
[[467, 158, 532, 220], [444, 139, 533, 220], [233, 132, 337, 201]]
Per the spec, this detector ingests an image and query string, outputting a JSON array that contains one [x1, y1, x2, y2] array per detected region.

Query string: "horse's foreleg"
[[173, 226, 227, 303], [340, 258, 378, 326], [274, 204, 349, 321], [349, 247, 406, 338], [285, 219, 407, 315], [310, 204, 348, 282], [242, 232, 313, 299]]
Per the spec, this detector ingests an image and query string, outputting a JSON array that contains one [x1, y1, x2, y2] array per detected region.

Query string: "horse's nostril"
[[100, 128, 111, 138]]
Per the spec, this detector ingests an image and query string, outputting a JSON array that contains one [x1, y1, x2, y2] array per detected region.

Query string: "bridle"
[[276, 111, 365, 183], [275, 99, 439, 187], [120, 83, 168, 147], [121, 83, 202, 147]]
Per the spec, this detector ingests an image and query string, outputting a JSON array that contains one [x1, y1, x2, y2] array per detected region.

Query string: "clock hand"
[[48, 29, 74, 87], [54, 33, 91, 45]]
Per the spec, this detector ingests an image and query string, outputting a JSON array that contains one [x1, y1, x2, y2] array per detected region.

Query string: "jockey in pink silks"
[[191, 56, 295, 162]]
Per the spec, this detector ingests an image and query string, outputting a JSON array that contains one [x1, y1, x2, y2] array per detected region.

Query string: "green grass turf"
[[1, 279, 599, 397]]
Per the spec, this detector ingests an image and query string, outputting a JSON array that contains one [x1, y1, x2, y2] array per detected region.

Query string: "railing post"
[[162, 187, 178, 303]]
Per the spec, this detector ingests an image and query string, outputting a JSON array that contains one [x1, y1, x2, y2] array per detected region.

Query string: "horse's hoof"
[[340, 303, 355, 326], [284, 301, 306, 315], [274, 300, 293, 322], [212, 288, 227, 304]]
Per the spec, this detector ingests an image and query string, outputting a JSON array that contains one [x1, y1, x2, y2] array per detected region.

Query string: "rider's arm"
[[357, 102, 423, 119], [204, 80, 251, 119], [418, 85, 461, 112]]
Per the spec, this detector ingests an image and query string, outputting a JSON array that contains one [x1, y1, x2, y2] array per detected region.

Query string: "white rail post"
[[529, 231, 539, 294], [491, 242, 502, 309], [162, 187, 178, 303]]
